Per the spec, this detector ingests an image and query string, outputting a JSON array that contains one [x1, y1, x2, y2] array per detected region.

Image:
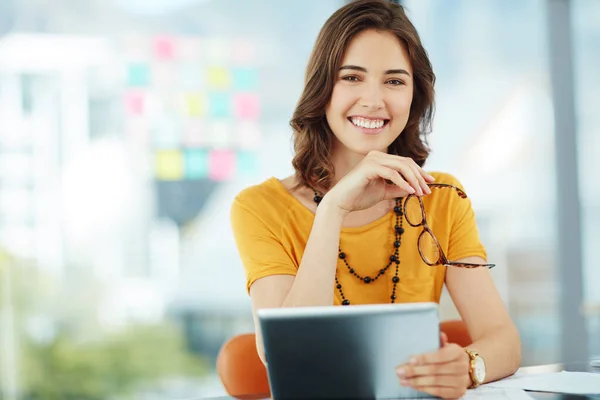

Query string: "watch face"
[[474, 357, 486, 383]]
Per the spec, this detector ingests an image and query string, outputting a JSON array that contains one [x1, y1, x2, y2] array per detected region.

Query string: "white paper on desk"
[[462, 386, 535, 399], [485, 371, 600, 395]]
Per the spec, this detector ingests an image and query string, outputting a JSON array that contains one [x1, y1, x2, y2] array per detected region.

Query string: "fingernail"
[[396, 368, 405, 377], [428, 175, 435, 181], [409, 357, 418, 365], [408, 187, 416, 193], [425, 187, 432, 194]]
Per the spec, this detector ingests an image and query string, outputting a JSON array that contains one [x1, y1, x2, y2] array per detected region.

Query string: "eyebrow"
[[339, 65, 411, 77]]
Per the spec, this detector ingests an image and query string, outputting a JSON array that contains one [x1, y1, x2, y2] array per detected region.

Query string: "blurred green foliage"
[[0, 251, 209, 400]]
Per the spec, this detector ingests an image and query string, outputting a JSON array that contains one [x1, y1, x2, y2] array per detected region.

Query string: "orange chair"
[[217, 320, 471, 399]]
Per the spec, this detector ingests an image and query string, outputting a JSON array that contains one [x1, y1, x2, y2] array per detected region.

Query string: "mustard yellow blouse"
[[230, 172, 487, 305]]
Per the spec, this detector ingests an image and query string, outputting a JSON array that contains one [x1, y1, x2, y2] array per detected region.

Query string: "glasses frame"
[[403, 183, 496, 269]]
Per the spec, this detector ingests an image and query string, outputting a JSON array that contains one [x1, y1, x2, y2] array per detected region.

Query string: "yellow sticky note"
[[207, 67, 231, 90], [185, 93, 207, 117], [156, 150, 184, 180]]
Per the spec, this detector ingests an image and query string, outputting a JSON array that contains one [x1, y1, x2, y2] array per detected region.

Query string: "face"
[[325, 29, 414, 157]]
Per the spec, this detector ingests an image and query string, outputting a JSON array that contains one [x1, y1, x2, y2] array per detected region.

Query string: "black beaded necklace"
[[312, 192, 405, 305]]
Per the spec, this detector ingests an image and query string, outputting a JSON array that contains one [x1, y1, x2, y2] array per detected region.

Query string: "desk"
[[204, 361, 600, 400]]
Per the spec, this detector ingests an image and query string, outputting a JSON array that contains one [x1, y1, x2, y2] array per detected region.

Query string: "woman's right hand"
[[323, 150, 435, 213]]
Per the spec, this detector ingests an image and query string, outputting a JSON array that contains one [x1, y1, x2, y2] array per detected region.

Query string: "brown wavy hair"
[[290, 0, 436, 192]]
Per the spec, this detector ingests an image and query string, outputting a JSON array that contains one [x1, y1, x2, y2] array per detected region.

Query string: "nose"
[[358, 82, 384, 110]]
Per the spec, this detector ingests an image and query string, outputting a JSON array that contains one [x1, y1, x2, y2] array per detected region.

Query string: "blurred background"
[[0, 0, 598, 398]]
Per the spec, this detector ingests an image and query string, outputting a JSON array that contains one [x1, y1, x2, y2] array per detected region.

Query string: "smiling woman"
[[230, 0, 521, 398]]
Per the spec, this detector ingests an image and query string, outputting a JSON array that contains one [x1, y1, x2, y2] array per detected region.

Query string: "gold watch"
[[465, 349, 486, 389]]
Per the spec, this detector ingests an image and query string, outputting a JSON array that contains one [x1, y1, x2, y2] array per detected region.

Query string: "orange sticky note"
[[233, 93, 260, 120], [209, 150, 235, 181], [155, 150, 184, 181]]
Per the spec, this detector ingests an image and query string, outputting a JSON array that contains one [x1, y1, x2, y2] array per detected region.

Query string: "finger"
[[376, 157, 425, 195], [408, 164, 431, 195], [397, 360, 466, 379], [400, 373, 466, 389], [371, 165, 415, 195], [409, 344, 464, 365], [380, 153, 436, 183], [382, 161, 424, 195], [440, 332, 449, 347]]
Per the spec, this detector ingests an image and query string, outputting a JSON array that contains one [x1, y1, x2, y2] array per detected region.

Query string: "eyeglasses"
[[403, 183, 495, 269]]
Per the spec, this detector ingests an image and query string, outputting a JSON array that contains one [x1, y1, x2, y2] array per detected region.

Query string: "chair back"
[[217, 320, 471, 398]]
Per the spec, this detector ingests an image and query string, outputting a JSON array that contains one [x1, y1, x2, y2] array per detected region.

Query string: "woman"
[[231, 0, 521, 397]]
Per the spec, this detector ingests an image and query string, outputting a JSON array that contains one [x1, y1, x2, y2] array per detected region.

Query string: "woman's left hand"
[[395, 332, 471, 399]]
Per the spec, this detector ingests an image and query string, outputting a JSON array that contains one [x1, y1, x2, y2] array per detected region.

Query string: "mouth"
[[347, 116, 391, 134]]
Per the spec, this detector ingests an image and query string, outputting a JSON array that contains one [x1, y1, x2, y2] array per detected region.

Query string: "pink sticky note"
[[124, 91, 145, 115], [209, 150, 236, 181], [154, 36, 175, 60], [233, 93, 260, 120]]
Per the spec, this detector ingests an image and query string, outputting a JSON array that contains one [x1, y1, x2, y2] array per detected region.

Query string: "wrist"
[[317, 193, 349, 221]]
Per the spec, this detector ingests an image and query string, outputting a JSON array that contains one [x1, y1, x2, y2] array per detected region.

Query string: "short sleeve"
[[446, 179, 488, 261], [230, 197, 298, 294]]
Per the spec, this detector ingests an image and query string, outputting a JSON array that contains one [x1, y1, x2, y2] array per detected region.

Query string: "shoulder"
[[423, 171, 471, 211], [428, 171, 465, 189], [231, 177, 298, 229]]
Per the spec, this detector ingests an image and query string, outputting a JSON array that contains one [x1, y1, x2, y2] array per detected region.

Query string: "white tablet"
[[257, 302, 440, 399]]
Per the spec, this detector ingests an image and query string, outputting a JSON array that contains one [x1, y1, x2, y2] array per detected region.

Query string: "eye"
[[387, 79, 405, 86], [342, 75, 360, 82]]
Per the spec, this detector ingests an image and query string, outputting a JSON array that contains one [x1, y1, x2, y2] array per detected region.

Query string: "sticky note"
[[127, 63, 151, 87], [236, 121, 261, 150], [125, 118, 149, 144], [153, 62, 175, 88], [233, 93, 260, 120], [237, 151, 258, 176], [232, 67, 259, 91], [209, 150, 235, 181], [184, 149, 209, 179], [232, 40, 256, 64], [207, 120, 232, 148], [154, 36, 175, 60], [178, 37, 201, 61], [152, 117, 181, 148], [178, 63, 204, 89], [183, 119, 205, 147], [156, 150, 184, 180], [206, 67, 231, 90], [208, 93, 231, 118], [205, 38, 229, 64], [124, 91, 145, 115], [184, 93, 207, 117]]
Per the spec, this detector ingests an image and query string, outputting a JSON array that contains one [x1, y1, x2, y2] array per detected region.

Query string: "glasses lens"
[[404, 196, 423, 226], [419, 230, 440, 265]]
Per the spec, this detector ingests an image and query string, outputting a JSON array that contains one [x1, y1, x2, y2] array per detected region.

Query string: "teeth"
[[350, 117, 385, 129]]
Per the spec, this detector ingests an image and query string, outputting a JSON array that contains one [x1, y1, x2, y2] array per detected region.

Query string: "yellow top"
[[230, 172, 487, 305]]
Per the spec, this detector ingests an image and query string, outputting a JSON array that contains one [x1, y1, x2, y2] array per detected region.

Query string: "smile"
[[348, 116, 390, 132]]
